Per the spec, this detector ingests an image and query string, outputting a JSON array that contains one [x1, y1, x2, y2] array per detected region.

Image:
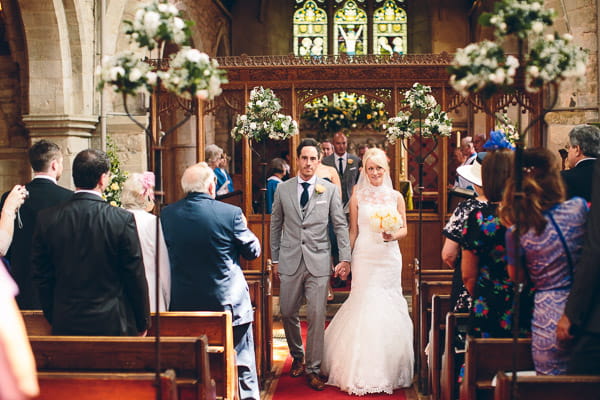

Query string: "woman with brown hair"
[[500, 148, 588, 375]]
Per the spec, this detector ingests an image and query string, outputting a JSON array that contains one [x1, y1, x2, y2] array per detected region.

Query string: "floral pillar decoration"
[[447, 0, 589, 390]]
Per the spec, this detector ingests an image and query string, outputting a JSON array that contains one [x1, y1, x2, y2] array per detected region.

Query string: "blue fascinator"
[[483, 130, 515, 151]]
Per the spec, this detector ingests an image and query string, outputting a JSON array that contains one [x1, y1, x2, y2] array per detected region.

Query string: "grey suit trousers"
[[279, 257, 329, 374]]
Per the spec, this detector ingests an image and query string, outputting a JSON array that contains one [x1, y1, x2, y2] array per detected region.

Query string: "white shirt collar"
[[575, 157, 597, 167], [75, 189, 104, 198], [298, 175, 317, 185], [33, 174, 57, 184]]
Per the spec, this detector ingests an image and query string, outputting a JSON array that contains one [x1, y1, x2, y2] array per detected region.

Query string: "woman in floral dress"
[[501, 148, 588, 374], [461, 150, 534, 338]]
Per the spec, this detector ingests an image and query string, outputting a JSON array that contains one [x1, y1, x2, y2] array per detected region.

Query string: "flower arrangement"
[[386, 83, 453, 144], [96, 51, 157, 96], [230, 87, 299, 143], [103, 136, 128, 207], [301, 91, 389, 133], [449, 41, 519, 98], [369, 206, 404, 234], [123, 1, 192, 50], [526, 33, 588, 92], [97, 0, 227, 101], [480, 0, 555, 39], [159, 47, 227, 100], [449, 0, 588, 99], [494, 112, 519, 145]]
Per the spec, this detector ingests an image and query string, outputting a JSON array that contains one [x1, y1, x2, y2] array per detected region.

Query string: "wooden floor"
[[260, 298, 424, 400]]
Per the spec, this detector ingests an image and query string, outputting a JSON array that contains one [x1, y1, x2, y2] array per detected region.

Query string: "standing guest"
[[161, 162, 261, 400], [206, 144, 232, 196], [121, 172, 171, 312], [270, 138, 351, 391], [280, 150, 292, 180], [461, 150, 534, 339], [0, 140, 73, 309], [0, 185, 28, 257], [454, 137, 477, 190], [356, 143, 368, 160], [31, 149, 150, 336], [557, 160, 600, 374], [473, 133, 486, 152], [501, 148, 588, 375], [321, 140, 334, 158], [218, 152, 235, 193], [0, 260, 39, 400], [266, 158, 286, 214], [322, 131, 361, 212], [561, 124, 600, 202]]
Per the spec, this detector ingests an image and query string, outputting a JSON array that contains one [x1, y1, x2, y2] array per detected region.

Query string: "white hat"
[[457, 156, 483, 187]]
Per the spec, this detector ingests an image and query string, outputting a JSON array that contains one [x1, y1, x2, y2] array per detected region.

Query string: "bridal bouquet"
[[369, 206, 404, 234]]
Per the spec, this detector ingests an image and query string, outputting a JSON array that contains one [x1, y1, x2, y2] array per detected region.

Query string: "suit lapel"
[[303, 177, 323, 218], [287, 177, 303, 220]]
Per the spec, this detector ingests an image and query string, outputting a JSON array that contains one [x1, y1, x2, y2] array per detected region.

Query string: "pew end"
[[494, 371, 600, 400]]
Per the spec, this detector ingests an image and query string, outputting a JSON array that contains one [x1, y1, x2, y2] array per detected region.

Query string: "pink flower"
[[141, 171, 155, 200]]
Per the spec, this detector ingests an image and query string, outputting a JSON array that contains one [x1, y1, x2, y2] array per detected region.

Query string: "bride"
[[321, 148, 414, 395]]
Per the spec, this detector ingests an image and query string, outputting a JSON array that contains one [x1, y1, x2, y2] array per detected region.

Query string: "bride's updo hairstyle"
[[362, 148, 389, 172]]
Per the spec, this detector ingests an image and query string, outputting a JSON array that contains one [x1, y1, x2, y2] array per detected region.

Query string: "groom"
[[270, 138, 351, 390]]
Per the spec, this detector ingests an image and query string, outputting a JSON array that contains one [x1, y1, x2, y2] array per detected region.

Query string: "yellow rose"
[[347, 159, 354, 165], [315, 184, 326, 194], [111, 182, 120, 191], [109, 201, 118, 207]]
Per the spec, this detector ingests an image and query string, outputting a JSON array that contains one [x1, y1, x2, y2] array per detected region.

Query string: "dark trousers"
[[233, 322, 260, 400], [568, 331, 600, 375]]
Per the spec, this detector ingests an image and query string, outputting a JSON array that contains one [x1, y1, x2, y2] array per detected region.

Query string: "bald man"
[[160, 162, 261, 400]]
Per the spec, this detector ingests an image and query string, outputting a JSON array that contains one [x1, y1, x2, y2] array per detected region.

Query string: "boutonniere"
[[347, 159, 354, 165], [315, 184, 326, 194]]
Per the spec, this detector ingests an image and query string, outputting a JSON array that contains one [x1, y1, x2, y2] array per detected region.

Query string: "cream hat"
[[456, 152, 487, 187]]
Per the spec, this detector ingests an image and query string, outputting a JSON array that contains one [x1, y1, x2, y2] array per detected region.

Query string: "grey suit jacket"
[[322, 153, 361, 208], [270, 177, 351, 277]]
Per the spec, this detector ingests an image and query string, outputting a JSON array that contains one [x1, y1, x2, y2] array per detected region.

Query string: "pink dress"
[[0, 261, 25, 400]]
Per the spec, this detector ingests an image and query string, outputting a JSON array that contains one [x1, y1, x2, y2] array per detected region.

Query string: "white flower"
[[197, 89, 208, 100], [185, 48, 202, 63], [109, 66, 125, 81], [532, 21, 544, 34], [143, 11, 161, 34], [250, 122, 257, 130], [129, 68, 142, 82]]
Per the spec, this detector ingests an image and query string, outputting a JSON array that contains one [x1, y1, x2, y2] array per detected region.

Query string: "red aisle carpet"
[[271, 322, 407, 399]]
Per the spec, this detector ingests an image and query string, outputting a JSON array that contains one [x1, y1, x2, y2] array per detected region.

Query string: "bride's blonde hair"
[[362, 148, 389, 172]]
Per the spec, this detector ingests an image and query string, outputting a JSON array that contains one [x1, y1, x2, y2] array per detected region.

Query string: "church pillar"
[[22, 114, 99, 189]]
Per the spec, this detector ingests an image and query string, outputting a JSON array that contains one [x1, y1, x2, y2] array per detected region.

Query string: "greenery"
[[231, 87, 299, 142], [103, 136, 128, 207], [301, 92, 389, 135]]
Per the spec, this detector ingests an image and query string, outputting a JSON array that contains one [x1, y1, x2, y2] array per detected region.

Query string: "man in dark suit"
[[0, 140, 73, 309], [31, 149, 150, 336], [161, 162, 261, 400], [322, 131, 361, 211], [561, 124, 600, 202], [558, 159, 600, 374]]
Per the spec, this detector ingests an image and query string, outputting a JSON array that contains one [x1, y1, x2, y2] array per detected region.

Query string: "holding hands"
[[334, 261, 351, 280]]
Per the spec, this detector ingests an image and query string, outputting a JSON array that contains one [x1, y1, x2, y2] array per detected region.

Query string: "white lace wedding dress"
[[321, 184, 414, 395]]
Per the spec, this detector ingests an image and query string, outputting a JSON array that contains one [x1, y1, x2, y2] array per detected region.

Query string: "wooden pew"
[[460, 337, 534, 400], [37, 370, 178, 400], [429, 294, 452, 400], [413, 274, 453, 394], [493, 371, 600, 400], [23, 310, 235, 400], [440, 312, 470, 400], [30, 335, 216, 400]]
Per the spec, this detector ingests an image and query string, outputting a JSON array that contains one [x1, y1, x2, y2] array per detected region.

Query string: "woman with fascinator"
[[121, 172, 171, 312], [321, 148, 414, 395]]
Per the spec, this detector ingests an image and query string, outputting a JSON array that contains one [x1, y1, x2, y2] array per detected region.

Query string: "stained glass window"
[[373, 0, 407, 55], [333, 0, 367, 56], [293, 0, 328, 56]]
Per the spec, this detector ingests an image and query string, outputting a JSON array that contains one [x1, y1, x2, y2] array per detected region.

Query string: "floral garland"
[[97, 0, 227, 100], [301, 92, 388, 133], [231, 87, 299, 143], [449, 0, 588, 98], [386, 83, 453, 144], [103, 136, 128, 207]]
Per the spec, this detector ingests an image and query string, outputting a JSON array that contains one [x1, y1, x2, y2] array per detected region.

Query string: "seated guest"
[[266, 158, 286, 214], [206, 144, 231, 196], [461, 149, 534, 339], [558, 160, 600, 374], [0, 259, 39, 400], [161, 162, 261, 400], [561, 124, 600, 202], [31, 149, 150, 336], [121, 172, 171, 312], [0, 185, 28, 257], [501, 148, 588, 375], [219, 152, 235, 193]]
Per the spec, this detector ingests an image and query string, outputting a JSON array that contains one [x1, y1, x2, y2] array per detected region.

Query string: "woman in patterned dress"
[[461, 150, 534, 339], [500, 148, 588, 375]]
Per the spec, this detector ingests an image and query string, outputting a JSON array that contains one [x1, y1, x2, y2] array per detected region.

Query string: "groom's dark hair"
[[297, 138, 321, 157]]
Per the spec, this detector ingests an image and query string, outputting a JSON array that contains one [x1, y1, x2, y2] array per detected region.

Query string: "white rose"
[[545, 34, 555, 41], [168, 4, 179, 15], [109, 66, 125, 81], [129, 68, 142, 82], [532, 21, 544, 34], [528, 65, 540, 78], [250, 122, 257, 130], [146, 71, 157, 85], [563, 33, 573, 41], [158, 4, 168, 13], [173, 17, 185, 30], [185, 48, 202, 63], [499, 22, 507, 32], [143, 11, 161, 34]]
